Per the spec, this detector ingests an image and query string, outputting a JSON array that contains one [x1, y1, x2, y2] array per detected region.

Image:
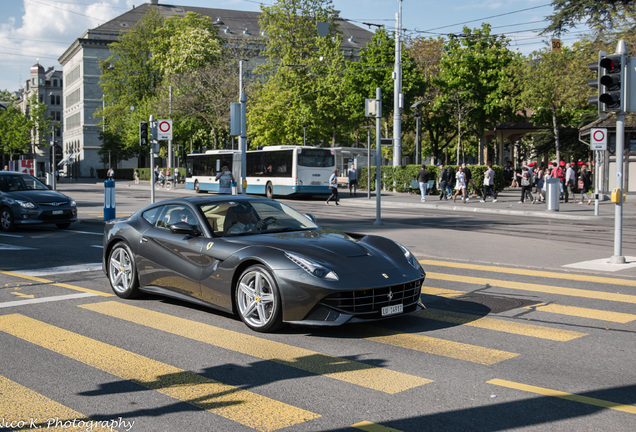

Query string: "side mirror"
[[304, 213, 316, 223], [169, 222, 200, 236]]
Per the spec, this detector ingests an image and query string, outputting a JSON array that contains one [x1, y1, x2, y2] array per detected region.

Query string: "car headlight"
[[285, 252, 339, 281], [397, 242, 421, 269], [69, 200, 76, 207], [16, 200, 37, 209]]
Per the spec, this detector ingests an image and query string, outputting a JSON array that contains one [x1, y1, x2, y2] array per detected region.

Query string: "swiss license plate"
[[381, 304, 403, 316], [52, 210, 63, 215]]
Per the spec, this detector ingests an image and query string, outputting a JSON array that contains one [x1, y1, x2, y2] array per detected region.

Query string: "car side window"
[[141, 206, 162, 226]]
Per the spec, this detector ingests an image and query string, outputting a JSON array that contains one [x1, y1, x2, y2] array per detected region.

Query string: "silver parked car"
[[0, 172, 77, 232]]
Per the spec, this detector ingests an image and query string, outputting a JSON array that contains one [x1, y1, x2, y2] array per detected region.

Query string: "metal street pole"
[[149, 115, 155, 204], [392, 0, 403, 167], [367, 128, 371, 199], [168, 85, 172, 172], [239, 60, 247, 195], [375, 87, 383, 226], [612, 114, 625, 263]]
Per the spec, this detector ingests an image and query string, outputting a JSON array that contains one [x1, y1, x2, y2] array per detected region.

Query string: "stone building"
[[57, 0, 372, 178], [15, 62, 63, 178]]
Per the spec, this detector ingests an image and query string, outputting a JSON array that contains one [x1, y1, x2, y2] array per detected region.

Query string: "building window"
[[56, 95, 60, 105], [50, 94, 55, 105], [53, 79, 57, 87]]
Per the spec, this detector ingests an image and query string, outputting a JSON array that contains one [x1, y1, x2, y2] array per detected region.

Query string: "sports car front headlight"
[[397, 242, 421, 269], [16, 200, 37, 209], [285, 252, 339, 281]]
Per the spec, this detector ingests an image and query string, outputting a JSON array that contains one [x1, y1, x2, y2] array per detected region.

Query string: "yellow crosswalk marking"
[[419, 259, 636, 287], [0, 314, 319, 432], [79, 301, 432, 394], [0, 375, 119, 431], [358, 326, 518, 365], [0, 271, 113, 297], [415, 309, 586, 341], [427, 272, 636, 304], [487, 379, 636, 415], [421, 286, 465, 298], [523, 303, 636, 323], [353, 420, 404, 432]]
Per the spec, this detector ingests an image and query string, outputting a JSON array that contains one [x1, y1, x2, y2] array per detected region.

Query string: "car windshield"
[[0, 174, 49, 192], [199, 199, 319, 237]]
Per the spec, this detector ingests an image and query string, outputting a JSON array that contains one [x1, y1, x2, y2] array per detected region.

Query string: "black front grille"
[[319, 278, 423, 316], [39, 209, 73, 221]]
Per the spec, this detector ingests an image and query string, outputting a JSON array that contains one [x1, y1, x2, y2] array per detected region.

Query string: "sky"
[[0, 0, 586, 93]]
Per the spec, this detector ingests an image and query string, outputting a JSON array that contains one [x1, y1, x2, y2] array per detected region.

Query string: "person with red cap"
[[550, 162, 565, 199]]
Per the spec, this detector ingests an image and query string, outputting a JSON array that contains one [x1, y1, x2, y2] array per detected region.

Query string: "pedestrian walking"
[[564, 163, 576, 203], [446, 166, 456, 198], [452, 166, 466, 203], [107, 167, 115, 180], [578, 165, 593, 205], [134, 169, 140, 184], [518, 166, 535, 204], [461, 163, 472, 202], [326, 168, 340, 205], [347, 163, 358, 196], [480, 163, 497, 202], [438, 165, 449, 200], [534, 165, 545, 201], [416, 164, 430, 202]]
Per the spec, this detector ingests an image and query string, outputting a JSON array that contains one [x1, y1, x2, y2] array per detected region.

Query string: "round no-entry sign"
[[590, 128, 607, 151], [157, 119, 173, 140]]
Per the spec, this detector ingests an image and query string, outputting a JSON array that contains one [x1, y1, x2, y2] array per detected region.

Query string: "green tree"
[[521, 45, 589, 163], [343, 28, 425, 160], [0, 103, 31, 160], [437, 24, 521, 163], [544, 0, 635, 35], [405, 36, 458, 164], [98, 9, 229, 162], [250, 0, 350, 148]]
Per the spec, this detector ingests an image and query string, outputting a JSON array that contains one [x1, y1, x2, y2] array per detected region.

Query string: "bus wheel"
[[265, 182, 273, 199], [194, 180, 202, 193]]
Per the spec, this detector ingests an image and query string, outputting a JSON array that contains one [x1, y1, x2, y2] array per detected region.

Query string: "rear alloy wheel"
[[0, 207, 15, 232], [235, 265, 282, 332], [107, 242, 140, 298]]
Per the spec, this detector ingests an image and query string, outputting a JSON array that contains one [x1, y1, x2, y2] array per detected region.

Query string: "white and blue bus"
[[185, 146, 336, 198]]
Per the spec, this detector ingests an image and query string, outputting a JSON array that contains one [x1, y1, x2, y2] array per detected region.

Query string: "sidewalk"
[[56, 178, 633, 223]]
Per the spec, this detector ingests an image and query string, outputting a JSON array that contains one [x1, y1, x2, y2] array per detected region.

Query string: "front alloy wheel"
[[108, 242, 140, 298], [0, 207, 15, 232], [236, 265, 282, 332]]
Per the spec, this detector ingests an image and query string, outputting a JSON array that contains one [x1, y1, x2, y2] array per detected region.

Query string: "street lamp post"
[[411, 101, 422, 165]]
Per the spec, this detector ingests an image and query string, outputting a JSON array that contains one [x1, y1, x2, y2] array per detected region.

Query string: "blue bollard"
[[104, 179, 116, 220]]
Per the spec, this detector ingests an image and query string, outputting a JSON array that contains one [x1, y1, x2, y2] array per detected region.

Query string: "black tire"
[[107, 242, 141, 299], [0, 207, 15, 232], [194, 180, 203, 193], [235, 265, 282, 332], [265, 182, 274, 199], [56, 222, 71, 229]]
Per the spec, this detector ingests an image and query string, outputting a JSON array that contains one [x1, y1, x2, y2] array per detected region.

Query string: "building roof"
[[61, 2, 372, 58], [580, 113, 636, 135]]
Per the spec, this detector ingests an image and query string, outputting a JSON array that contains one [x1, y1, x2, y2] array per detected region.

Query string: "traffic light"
[[139, 121, 148, 146], [599, 54, 623, 111], [587, 50, 604, 118]]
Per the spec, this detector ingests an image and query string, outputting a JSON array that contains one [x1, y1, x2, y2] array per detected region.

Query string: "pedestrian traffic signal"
[[139, 121, 148, 146], [599, 54, 623, 111]]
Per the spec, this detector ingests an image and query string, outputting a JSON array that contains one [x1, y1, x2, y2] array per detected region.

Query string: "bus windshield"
[[297, 148, 335, 168]]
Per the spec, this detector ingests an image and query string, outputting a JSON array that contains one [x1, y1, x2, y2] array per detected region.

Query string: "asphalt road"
[[1, 182, 635, 432]]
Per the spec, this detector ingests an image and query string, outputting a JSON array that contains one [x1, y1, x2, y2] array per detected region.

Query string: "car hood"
[[6, 190, 71, 203], [231, 229, 375, 258]]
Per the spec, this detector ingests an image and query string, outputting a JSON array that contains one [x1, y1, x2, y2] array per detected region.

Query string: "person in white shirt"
[[564, 163, 576, 203]]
